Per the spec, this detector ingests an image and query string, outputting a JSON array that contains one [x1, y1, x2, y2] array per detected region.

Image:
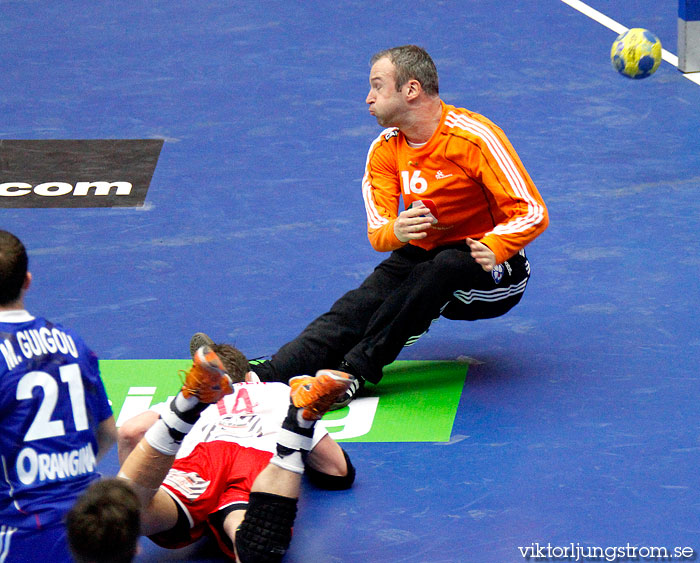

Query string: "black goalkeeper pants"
[[253, 243, 530, 385]]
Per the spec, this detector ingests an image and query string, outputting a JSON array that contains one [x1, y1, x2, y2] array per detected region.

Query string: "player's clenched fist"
[[394, 203, 436, 243]]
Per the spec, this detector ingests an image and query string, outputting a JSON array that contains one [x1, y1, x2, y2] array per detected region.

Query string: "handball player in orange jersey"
[[226, 45, 549, 408]]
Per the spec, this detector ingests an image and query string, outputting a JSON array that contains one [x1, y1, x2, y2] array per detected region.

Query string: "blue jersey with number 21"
[[0, 311, 113, 530]]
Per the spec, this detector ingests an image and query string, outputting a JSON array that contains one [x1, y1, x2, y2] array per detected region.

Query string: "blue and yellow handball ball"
[[610, 28, 662, 79]]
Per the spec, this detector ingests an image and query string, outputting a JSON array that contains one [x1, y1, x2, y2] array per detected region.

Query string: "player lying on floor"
[[66, 344, 354, 562], [117, 343, 355, 493]]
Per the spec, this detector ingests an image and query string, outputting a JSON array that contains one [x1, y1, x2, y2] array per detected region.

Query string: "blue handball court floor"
[[2, 1, 700, 561]]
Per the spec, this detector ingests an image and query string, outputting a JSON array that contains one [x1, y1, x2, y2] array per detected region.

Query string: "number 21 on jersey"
[[16, 364, 89, 441]]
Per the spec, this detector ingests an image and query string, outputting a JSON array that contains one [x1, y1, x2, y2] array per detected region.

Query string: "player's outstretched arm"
[[117, 410, 160, 465]]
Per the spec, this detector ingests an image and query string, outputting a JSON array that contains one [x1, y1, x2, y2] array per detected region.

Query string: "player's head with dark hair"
[[213, 343, 250, 383], [66, 478, 141, 563], [370, 45, 439, 96], [0, 230, 28, 306]]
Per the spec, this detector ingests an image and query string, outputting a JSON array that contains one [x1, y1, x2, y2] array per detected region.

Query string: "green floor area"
[[100, 359, 468, 443]]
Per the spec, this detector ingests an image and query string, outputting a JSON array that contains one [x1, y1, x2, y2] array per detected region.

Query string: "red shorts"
[[150, 440, 273, 557]]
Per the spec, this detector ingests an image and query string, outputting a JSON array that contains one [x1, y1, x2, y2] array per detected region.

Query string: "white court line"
[[560, 0, 700, 86]]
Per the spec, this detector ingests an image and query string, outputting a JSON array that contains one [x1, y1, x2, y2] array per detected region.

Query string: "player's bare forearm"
[[96, 416, 118, 463]]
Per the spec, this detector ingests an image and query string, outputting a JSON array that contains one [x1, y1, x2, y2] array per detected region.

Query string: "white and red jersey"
[[151, 381, 328, 459]]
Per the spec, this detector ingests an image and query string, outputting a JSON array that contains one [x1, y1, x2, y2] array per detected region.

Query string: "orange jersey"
[[362, 101, 549, 264]]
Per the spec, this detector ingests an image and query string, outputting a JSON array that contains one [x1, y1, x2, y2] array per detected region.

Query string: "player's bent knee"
[[433, 248, 480, 274], [235, 492, 298, 563]]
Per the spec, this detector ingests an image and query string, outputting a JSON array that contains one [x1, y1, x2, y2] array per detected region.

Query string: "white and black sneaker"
[[329, 362, 364, 410]]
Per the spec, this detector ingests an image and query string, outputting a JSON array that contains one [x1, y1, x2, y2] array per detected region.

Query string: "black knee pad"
[[305, 448, 356, 490], [235, 492, 298, 563]]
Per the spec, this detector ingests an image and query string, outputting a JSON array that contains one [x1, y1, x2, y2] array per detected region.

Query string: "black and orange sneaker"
[[181, 345, 233, 403], [289, 369, 352, 421]]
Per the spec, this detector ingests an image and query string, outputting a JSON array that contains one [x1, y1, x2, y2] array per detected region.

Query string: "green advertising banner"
[[100, 359, 468, 443]]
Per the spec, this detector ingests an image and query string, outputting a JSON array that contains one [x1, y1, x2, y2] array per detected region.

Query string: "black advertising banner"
[[0, 140, 163, 208]]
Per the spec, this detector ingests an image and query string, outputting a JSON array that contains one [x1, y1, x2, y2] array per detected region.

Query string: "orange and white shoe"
[[289, 369, 352, 421], [181, 345, 233, 403]]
